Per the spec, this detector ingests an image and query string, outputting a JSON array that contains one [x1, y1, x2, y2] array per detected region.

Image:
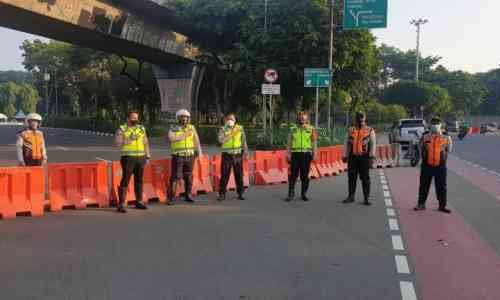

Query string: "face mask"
[[430, 124, 441, 133], [129, 120, 139, 126], [226, 120, 235, 127]]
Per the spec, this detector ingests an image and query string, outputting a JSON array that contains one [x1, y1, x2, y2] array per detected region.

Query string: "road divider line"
[[56, 146, 69, 151], [383, 191, 391, 197], [387, 208, 396, 217], [385, 198, 393, 207], [389, 218, 399, 231], [395, 255, 411, 274], [392, 235, 405, 251], [400, 281, 418, 300]]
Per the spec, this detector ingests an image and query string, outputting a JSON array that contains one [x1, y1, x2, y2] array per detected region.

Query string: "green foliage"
[[378, 44, 441, 84], [0, 82, 40, 117], [382, 80, 452, 116], [477, 68, 500, 115], [43, 116, 118, 133], [424, 66, 487, 114]]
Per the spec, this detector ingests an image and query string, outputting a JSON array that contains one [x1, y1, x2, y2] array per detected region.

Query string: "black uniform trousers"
[[348, 155, 371, 199], [118, 156, 146, 206], [219, 152, 244, 195], [169, 155, 195, 196], [418, 163, 447, 208], [289, 152, 313, 195]]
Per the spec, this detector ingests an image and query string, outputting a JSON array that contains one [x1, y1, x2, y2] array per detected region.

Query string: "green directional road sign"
[[304, 68, 332, 88], [344, 0, 388, 29]]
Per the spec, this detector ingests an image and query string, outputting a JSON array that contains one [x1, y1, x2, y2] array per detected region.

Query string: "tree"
[[0, 82, 40, 116], [378, 44, 441, 85], [477, 68, 500, 115], [425, 65, 487, 114], [382, 80, 452, 117]]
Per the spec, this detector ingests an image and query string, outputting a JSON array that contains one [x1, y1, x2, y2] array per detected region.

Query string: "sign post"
[[304, 68, 332, 130], [343, 0, 388, 30], [263, 69, 279, 144]]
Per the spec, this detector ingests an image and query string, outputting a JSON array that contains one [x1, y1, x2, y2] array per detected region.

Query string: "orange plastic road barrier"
[[316, 147, 340, 177], [48, 162, 109, 211], [373, 146, 386, 168], [144, 159, 169, 203], [191, 154, 213, 195], [0, 166, 45, 219], [211, 154, 250, 192], [254, 150, 288, 185], [309, 160, 322, 179], [332, 146, 347, 172], [383, 145, 396, 168]]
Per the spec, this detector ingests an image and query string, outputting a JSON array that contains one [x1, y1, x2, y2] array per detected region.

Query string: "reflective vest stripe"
[[121, 125, 146, 157], [222, 125, 243, 152]]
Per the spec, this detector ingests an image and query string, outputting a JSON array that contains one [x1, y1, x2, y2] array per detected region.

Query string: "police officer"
[[16, 113, 47, 166], [217, 113, 249, 201], [285, 111, 317, 202], [414, 116, 453, 213], [342, 112, 376, 206], [115, 111, 151, 213], [167, 109, 203, 205]]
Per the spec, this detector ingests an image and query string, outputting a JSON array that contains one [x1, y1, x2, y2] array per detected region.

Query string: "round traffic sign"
[[264, 69, 278, 83]]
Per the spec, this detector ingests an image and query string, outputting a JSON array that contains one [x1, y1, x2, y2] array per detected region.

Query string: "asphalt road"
[[451, 133, 500, 173], [0, 171, 408, 300], [0, 125, 218, 167]]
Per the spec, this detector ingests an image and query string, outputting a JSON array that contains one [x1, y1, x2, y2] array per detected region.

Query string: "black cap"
[[430, 116, 442, 125]]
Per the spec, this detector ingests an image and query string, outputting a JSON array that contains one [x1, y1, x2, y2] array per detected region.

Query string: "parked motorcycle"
[[458, 126, 468, 140], [403, 132, 421, 167]]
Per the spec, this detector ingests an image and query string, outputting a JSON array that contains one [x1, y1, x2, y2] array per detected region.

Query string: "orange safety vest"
[[20, 130, 44, 160], [349, 127, 373, 156], [422, 134, 449, 167]]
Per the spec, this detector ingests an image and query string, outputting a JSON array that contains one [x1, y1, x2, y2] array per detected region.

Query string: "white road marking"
[[392, 235, 405, 250], [385, 198, 393, 207], [56, 146, 69, 151], [387, 208, 396, 217], [389, 218, 399, 231], [382, 184, 389, 190], [395, 255, 411, 274], [383, 191, 391, 197], [95, 157, 112, 163], [400, 281, 418, 300]]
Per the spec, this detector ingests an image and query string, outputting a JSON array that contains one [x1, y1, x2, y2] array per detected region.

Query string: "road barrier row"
[[0, 145, 397, 220]]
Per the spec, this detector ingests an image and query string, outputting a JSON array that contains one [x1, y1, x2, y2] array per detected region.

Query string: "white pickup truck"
[[389, 119, 426, 150]]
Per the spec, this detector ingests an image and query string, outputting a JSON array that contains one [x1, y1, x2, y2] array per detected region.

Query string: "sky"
[[0, 0, 499, 74]]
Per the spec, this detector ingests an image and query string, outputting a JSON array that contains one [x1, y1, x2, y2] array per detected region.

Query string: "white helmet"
[[26, 113, 42, 122], [175, 109, 191, 118]]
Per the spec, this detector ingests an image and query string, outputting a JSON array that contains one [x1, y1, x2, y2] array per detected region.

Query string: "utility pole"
[[327, 0, 335, 136], [264, 0, 268, 32], [410, 18, 428, 81]]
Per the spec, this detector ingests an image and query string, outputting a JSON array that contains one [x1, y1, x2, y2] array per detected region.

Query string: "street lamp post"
[[327, 0, 335, 136], [410, 18, 428, 82], [43, 72, 51, 116]]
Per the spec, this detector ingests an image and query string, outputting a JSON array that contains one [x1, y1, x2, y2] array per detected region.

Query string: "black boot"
[[117, 186, 127, 213], [301, 181, 310, 201], [414, 203, 426, 211], [217, 193, 226, 201], [167, 180, 177, 206], [438, 206, 452, 214], [363, 196, 372, 206], [237, 193, 245, 200], [184, 177, 195, 203], [342, 195, 355, 204], [135, 201, 147, 209], [285, 183, 295, 202]]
